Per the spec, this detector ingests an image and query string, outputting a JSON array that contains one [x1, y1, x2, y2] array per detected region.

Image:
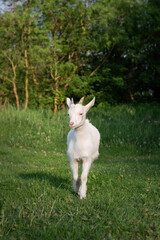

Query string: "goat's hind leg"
[[70, 160, 80, 193]]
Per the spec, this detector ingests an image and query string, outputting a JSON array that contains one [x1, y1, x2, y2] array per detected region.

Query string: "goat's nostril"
[[70, 122, 74, 127]]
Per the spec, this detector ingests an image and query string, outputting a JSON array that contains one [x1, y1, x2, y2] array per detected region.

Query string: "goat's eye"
[[79, 113, 83, 116]]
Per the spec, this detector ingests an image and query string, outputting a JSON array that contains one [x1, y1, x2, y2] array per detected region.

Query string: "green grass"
[[0, 104, 160, 239]]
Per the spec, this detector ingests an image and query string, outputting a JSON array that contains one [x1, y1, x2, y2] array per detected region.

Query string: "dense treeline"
[[0, 0, 159, 112]]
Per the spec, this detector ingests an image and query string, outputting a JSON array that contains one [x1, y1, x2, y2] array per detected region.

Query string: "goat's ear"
[[67, 98, 71, 107], [84, 97, 95, 113], [67, 97, 74, 107], [78, 97, 84, 105]]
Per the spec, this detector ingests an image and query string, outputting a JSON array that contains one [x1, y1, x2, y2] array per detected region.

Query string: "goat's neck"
[[75, 119, 87, 132]]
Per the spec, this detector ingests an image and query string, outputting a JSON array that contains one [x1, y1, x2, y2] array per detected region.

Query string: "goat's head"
[[66, 97, 95, 129]]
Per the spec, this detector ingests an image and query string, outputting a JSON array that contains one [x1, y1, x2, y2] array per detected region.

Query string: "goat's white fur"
[[67, 97, 100, 199]]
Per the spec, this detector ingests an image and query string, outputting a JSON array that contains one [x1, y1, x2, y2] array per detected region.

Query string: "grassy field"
[[0, 104, 160, 240]]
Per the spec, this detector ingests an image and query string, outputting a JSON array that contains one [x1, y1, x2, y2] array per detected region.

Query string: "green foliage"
[[0, 105, 160, 239], [0, 0, 160, 109]]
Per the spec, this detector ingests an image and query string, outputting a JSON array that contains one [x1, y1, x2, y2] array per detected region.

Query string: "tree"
[[0, 8, 23, 109], [0, 0, 159, 110]]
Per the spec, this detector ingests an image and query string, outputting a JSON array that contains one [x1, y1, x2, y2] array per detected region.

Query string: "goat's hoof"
[[78, 186, 81, 196], [79, 190, 86, 199], [80, 194, 86, 199], [73, 186, 80, 193], [73, 179, 80, 193]]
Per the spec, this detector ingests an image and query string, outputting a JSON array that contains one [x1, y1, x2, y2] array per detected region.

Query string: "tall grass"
[[91, 104, 160, 152], [0, 104, 160, 239], [1, 104, 159, 153], [0, 106, 68, 151]]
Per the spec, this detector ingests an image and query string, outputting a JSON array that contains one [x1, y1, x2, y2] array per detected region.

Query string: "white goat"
[[67, 97, 100, 199]]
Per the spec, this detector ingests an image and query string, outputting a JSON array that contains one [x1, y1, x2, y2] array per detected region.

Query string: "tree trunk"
[[54, 66, 58, 114], [51, 43, 59, 114], [24, 49, 29, 110], [13, 81, 19, 110], [24, 15, 31, 110], [126, 70, 135, 102], [128, 88, 135, 102], [54, 93, 58, 114], [4, 53, 20, 110], [24, 1, 30, 111], [28, 60, 38, 85]]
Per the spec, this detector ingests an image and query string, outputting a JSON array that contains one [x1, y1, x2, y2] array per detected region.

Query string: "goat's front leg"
[[70, 160, 80, 193], [79, 158, 92, 199]]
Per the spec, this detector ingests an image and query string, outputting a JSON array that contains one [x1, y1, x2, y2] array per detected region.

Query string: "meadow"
[[0, 104, 160, 240]]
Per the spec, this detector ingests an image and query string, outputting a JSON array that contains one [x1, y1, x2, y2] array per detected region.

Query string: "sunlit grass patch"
[[0, 104, 160, 239]]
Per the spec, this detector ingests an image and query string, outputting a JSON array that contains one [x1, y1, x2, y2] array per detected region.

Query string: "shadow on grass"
[[19, 172, 70, 191]]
